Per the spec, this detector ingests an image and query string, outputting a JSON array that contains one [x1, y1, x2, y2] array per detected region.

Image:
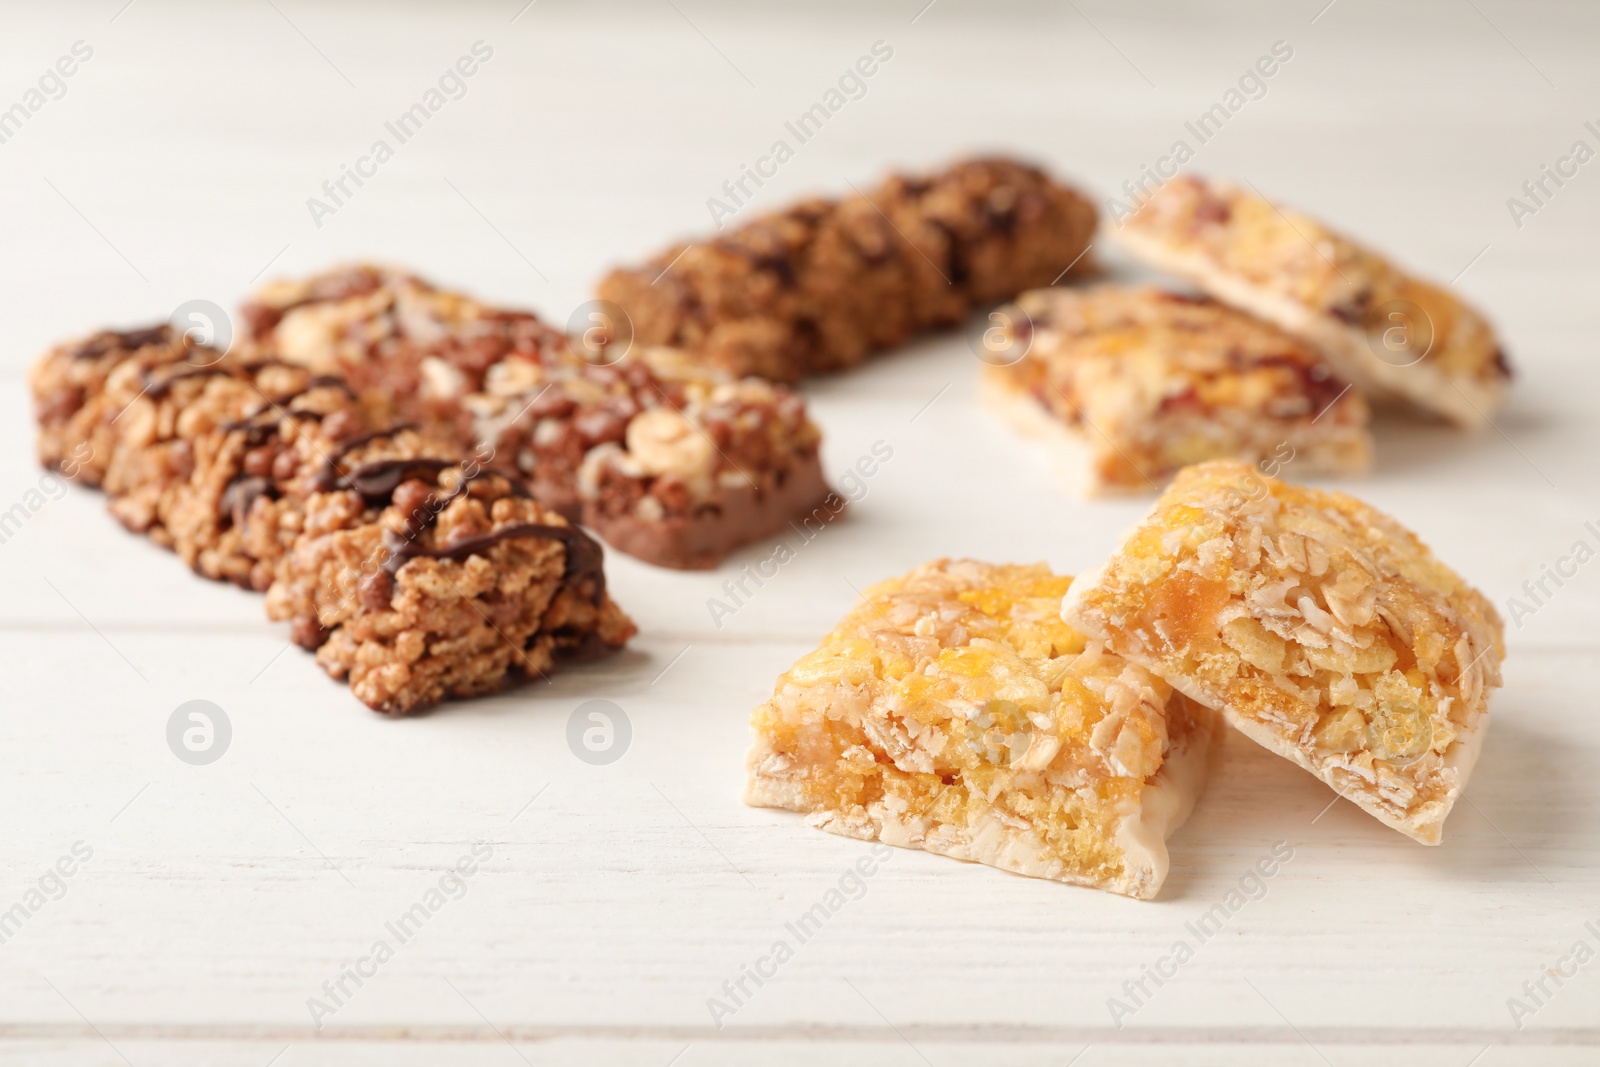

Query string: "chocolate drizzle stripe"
[[325, 457, 457, 501], [71, 324, 170, 360], [143, 365, 234, 399], [379, 521, 606, 604]]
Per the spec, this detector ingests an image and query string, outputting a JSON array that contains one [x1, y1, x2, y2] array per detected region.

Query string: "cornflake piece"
[[982, 286, 1371, 495], [1062, 461, 1504, 844], [745, 559, 1217, 898], [1113, 176, 1511, 427], [599, 157, 1098, 382]]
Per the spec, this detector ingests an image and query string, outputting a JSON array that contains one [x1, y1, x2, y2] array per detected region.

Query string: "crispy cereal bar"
[[981, 286, 1372, 495], [1113, 176, 1510, 427], [745, 559, 1218, 897], [598, 157, 1098, 382], [28, 323, 636, 714], [265, 450, 634, 715], [30, 323, 198, 486], [243, 266, 834, 568], [1062, 461, 1503, 844]]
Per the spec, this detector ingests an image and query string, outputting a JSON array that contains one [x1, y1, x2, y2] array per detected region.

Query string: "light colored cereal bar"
[[746, 558, 1217, 898], [1062, 461, 1504, 843], [982, 285, 1371, 495], [1113, 176, 1510, 427]]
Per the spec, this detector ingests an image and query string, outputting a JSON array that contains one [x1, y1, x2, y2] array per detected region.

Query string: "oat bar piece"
[[981, 286, 1372, 495], [598, 157, 1098, 382], [265, 451, 635, 715], [1113, 177, 1511, 426], [1062, 461, 1504, 844], [30, 324, 201, 486], [245, 266, 836, 569], [746, 559, 1217, 897]]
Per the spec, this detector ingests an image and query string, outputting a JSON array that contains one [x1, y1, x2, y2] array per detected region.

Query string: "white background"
[[0, 1, 1597, 1064]]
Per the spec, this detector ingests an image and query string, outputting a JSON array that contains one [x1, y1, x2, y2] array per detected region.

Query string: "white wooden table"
[[1, 1, 1597, 1063]]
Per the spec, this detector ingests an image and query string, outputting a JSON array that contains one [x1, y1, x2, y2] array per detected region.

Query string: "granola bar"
[[240, 264, 569, 442], [981, 286, 1372, 495], [1061, 461, 1504, 844], [28, 322, 636, 713], [30, 324, 199, 486], [1113, 176, 1511, 427], [745, 559, 1218, 898], [244, 266, 835, 569], [597, 157, 1099, 382], [265, 447, 635, 715]]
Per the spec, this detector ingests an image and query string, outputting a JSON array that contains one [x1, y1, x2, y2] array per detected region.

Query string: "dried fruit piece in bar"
[[1112, 176, 1510, 427], [1062, 461, 1504, 844], [745, 559, 1217, 898], [981, 286, 1371, 495], [598, 157, 1098, 382]]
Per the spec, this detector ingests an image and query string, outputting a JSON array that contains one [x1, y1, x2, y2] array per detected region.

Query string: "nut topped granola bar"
[[598, 157, 1098, 383], [470, 348, 831, 569], [245, 266, 834, 569], [1113, 176, 1511, 427], [982, 286, 1371, 495], [746, 559, 1217, 898], [240, 263, 570, 442], [1062, 461, 1504, 844]]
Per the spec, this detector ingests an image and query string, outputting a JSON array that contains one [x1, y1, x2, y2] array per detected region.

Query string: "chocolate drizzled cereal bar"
[[264, 442, 635, 714], [746, 559, 1217, 898], [1113, 176, 1511, 427], [242, 266, 834, 569], [31, 323, 197, 487], [29, 324, 635, 714], [597, 157, 1099, 382], [1062, 461, 1503, 843], [981, 286, 1372, 495]]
